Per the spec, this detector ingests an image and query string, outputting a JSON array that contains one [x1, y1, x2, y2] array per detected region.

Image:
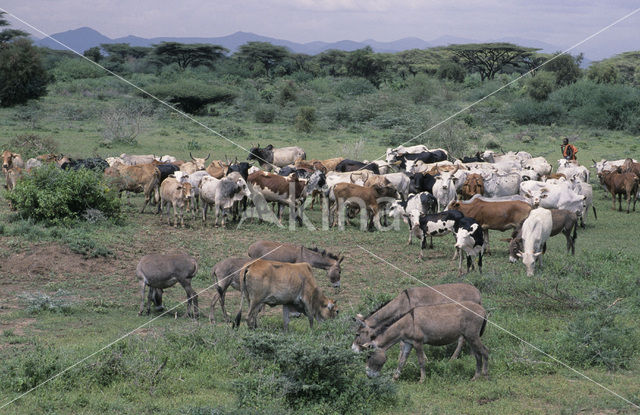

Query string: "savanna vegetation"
[[1, 17, 640, 413]]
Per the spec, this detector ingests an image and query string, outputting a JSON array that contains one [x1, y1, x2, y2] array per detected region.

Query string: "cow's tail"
[[233, 266, 249, 329], [572, 220, 578, 241], [592, 205, 597, 220]]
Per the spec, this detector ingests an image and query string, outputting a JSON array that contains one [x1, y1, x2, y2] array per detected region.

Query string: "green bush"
[[526, 72, 556, 101], [143, 79, 237, 114], [335, 77, 376, 96], [5, 164, 121, 226], [406, 74, 437, 104], [236, 327, 397, 413], [295, 106, 316, 133], [254, 104, 276, 123], [557, 307, 638, 371], [52, 58, 106, 81], [437, 61, 466, 82], [509, 98, 563, 125]]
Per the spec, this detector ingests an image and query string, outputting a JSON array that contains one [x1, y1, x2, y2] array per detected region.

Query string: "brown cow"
[[5, 167, 22, 191], [248, 171, 306, 224], [205, 160, 229, 179], [159, 177, 193, 227], [622, 157, 640, 179], [2, 150, 24, 176], [447, 195, 531, 254], [319, 157, 345, 172], [508, 208, 578, 262], [331, 182, 395, 230], [459, 173, 484, 200], [233, 259, 338, 331], [598, 169, 638, 213], [104, 163, 161, 213]]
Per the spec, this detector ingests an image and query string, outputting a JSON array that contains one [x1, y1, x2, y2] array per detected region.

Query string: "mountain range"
[[36, 27, 567, 57]]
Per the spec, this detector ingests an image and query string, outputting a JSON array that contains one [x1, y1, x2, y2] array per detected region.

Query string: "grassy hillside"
[[1, 69, 640, 414]]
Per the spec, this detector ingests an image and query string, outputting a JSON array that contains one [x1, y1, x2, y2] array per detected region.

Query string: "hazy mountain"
[[37, 27, 584, 60]]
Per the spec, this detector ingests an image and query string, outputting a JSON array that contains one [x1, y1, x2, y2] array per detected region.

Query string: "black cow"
[[461, 152, 484, 163], [416, 210, 465, 259], [335, 159, 380, 174], [453, 217, 484, 274], [156, 163, 180, 183], [278, 166, 313, 179], [60, 157, 109, 172], [396, 150, 448, 169], [227, 162, 251, 181], [409, 172, 437, 194]]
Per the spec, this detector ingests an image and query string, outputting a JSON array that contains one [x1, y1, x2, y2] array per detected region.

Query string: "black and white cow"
[[388, 192, 438, 245], [226, 161, 251, 181], [335, 159, 380, 174], [416, 210, 465, 259], [247, 144, 306, 171], [408, 172, 437, 194], [453, 217, 484, 275], [393, 150, 448, 171]]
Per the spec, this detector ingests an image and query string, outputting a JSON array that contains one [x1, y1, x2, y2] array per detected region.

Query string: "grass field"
[[1, 76, 640, 414]]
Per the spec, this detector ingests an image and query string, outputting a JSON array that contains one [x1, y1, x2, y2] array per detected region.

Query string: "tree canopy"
[[0, 11, 29, 43], [152, 42, 227, 70], [448, 43, 539, 80], [235, 42, 290, 77]]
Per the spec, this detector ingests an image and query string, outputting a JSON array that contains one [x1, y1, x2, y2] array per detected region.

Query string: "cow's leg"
[[414, 342, 427, 383], [393, 341, 413, 380], [450, 336, 465, 360], [429, 235, 433, 249], [282, 305, 290, 332], [626, 191, 631, 213], [419, 235, 427, 260], [179, 204, 185, 228], [478, 252, 483, 273], [246, 302, 260, 329], [202, 202, 207, 223], [467, 254, 473, 273], [458, 249, 464, 275]]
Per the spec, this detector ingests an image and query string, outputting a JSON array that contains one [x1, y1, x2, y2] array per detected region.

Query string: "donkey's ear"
[[339, 256, 345, 264]]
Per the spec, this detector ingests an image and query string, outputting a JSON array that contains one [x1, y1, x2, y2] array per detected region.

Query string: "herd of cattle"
[[3, 143, 640, 382]]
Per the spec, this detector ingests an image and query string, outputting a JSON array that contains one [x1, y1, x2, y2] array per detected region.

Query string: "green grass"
[[1, 75, 640, 414]]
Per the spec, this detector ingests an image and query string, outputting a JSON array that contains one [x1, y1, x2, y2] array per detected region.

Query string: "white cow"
[[523, 157, 552, 177], [520, 181, 586, 215], [385, 145, 430, 164], [432, 166, 459, 211], [569, 177, 595, 227], [591, 159, 634, 175], [557, 159, 589, 183], [382, 172, 411, 201], [517, 208, 553, 277], [482, 171, 521, 197]]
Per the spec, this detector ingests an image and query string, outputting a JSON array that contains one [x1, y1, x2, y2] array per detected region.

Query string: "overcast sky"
[[2, 1, 638, 59]]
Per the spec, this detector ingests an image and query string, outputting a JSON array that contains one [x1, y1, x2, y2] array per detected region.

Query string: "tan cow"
[[448, 195, 531, 253], [205, 160, 229, 179], [159, 178, 193, 227], [2, 150, 24, 176], [104, 163, 161, 213], [234, 259, 338, 331], [5, 167, 22, 191], [331, 182, 396, 230], [180, 152, 211, 174]]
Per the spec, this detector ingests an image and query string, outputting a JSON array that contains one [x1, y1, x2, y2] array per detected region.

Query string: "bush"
[[406, 74, 437, 104], [101, 103, 145, 146], [52, 58, 106, 81], [236, 327, 396, 413], [437, 61, 466, 83], [557, 307, 638, 370], [18, 290, 74, 314], [5, 134, 58, 159], [295, 106, 316, 133], [143, 79, 237, 114], [5, 164, 121, 226], [527, 72, 556, 101], [254, 104, 276, 123], [335, 77, 376, 96], [0, 38, 51, 107], [509, 98, 563, 125]]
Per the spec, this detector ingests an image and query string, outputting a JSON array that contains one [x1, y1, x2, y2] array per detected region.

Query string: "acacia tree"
[[152, 42, 227, 70], [344, 47, 390, 87], [544, 53, 582, 86], [235, 42, 290, 77], [448, 43, 539, 80], [0, 12, 50, 106], [100, 43, 151, 63]]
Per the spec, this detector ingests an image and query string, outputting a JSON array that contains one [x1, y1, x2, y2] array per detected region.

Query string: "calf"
[[416, 210, 465, 259], [454, 217, 484, 275], [509, 209, 577, 262], [460, 173, 484, 200], [517, 208, 553, 277], [388, 192, 438, 244], [136, 252, 198, 317], [363, 302, 489, 382], [331, 182, 393, 230], [248, 171, 306, 225], [159, 178, 193, 227]]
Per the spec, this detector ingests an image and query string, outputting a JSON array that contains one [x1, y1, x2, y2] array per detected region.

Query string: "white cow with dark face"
[[432, 165, 459, 211], [517, 208, 552, 277]]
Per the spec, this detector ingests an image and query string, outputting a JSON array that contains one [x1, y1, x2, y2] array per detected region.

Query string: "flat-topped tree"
[[235, 41, 290, 77], [448, 42, 539, 80], [0, 11, 29, 43], [152, 42, 227, 70]]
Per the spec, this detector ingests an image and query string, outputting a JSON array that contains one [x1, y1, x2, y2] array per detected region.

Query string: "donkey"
[[136, 252, 199, 318], [248, 240, 344, 288], [209, 256, 254, 323], [363, 302, 489, 382], [352, 284, 481, 360]]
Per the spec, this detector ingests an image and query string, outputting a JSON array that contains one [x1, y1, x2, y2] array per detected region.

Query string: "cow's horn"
[[205, 153, 210, 161], [190, 152, 195, 161]]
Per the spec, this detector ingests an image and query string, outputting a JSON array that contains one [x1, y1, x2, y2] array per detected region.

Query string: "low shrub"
[[509, 98, 563, 125], [295, 106, 316, 133], [143, 79, 237, 114], [335, 77, 376, 97], [254, 104, 276, 123], [4, 133, 58, 160], [5, 164, 121, 226], [18, 290, 74, 315], [52, 58, 106, 82], [527, 71, 556, 101]]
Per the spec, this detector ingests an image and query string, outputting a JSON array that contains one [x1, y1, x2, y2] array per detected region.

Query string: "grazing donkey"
[[209, 256, 254, 323], [248, 240, 344, 288], [136, 252, 199, 318], [364, 302, 489, 382]]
